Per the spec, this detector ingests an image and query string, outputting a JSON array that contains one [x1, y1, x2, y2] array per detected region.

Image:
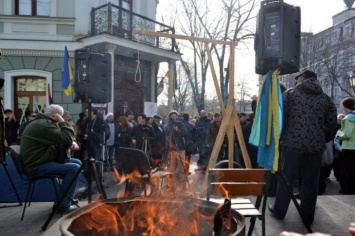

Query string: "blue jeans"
[[27, 158, 82, 209]]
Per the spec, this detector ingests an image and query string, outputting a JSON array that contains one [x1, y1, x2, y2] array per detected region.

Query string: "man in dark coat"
[[165, 110, 187, 188], [195, 110, 211, 168], [130, 113, 155, 152], [181, 113, 196, 173], [269, 70, 338, 224], [151, 115, 165, 164]]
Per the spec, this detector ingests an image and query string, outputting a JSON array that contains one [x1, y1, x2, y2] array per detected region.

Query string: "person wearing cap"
[[5, 109, 19, 145], [268, 69, 338, 224]]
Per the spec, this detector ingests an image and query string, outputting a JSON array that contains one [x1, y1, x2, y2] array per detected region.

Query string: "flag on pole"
[[62, 46, 73, 96], [165, 62, 178, 95], [249, 69, 283, 171]]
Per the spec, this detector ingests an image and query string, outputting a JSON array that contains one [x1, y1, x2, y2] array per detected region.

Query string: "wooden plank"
[[205, 43, 226, 116], [212, 183, 264, 196], [132, 29, 238, 46], [231, 203, 256, 209], [232, 107, 252, 168], [207, 197, 252, 204], [209, 169, 266, 182], [199, 103, 234, 196], [235, 208, 262, 216]]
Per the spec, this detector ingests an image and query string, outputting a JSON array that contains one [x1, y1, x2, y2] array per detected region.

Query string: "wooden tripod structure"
[[133, 30, 252, 195]]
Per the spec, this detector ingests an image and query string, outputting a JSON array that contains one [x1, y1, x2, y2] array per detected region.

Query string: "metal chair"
[[117, 147, 173, 197], [9, 145, 79, 221]]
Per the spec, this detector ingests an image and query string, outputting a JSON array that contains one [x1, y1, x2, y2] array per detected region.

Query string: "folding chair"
[[9, 145, 79, 221], [207, 168, 270, 236]]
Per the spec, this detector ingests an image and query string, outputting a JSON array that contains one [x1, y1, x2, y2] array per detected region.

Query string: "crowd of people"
[[2, 70, 355, 231]]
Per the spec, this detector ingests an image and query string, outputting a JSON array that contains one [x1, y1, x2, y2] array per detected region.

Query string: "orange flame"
[[217, 183, 230, 199], [68, 197, 224, 236]]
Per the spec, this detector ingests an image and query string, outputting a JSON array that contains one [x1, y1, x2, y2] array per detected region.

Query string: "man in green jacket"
[[21, 104, 81, 213]]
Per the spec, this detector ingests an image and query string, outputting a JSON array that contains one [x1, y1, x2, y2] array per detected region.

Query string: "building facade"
[[279, 8, 355, 111], [0, 0, 180, 122]]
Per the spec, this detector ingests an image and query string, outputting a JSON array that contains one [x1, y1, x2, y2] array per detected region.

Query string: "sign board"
[[144, 102, 157, 117]]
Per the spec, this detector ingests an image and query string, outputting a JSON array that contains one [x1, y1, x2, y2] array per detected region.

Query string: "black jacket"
[[195, 116, 211, 145], [82, 116, 110, 146], [115, 126, 132, 148], [165, 119, 187, 151], [129, 124, 155, 150], [281, 78, 338, 154]]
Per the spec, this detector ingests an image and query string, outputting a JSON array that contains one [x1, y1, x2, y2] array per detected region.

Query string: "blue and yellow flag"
[[165, 62, 178, 95], [62, 46, 73, 96], [249, 69, 283, 171]]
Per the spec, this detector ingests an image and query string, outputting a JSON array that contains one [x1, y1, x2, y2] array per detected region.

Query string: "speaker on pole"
[[88, 52, 112, 103], [255, 0, 301, 75], [73, 49, 112, 103]]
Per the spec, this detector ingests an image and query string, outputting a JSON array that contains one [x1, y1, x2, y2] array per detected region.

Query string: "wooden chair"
[[207, 168, 270, 236]]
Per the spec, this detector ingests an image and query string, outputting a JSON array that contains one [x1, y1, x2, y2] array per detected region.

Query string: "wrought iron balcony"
[[91, 3, 176, 52]]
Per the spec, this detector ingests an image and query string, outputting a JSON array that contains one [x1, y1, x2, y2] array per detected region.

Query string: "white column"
[[106, 44, 116, 113], [151, 63, 156, 102], [168, 59, 173, 111]]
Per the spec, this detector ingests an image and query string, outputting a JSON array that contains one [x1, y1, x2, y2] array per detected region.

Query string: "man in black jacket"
[[181, 113, 196, 173], [195, 110, 211, 168], [268, 70, 338, 225], [165, 110, 187, 189], [130, 113, 155, 153]]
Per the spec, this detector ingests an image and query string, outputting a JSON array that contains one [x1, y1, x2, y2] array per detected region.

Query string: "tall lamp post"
[[349, 71, 355, 92]]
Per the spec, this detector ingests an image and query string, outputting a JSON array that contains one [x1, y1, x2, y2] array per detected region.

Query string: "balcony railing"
[[91, 3, 176, 52]]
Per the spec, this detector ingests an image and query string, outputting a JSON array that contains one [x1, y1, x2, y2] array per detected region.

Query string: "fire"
[[113, 167, 122, 182], [68, 197, 218, 236], [216, 183, 230, 199]]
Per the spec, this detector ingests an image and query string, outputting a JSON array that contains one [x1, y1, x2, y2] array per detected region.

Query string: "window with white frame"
[[15, 0, 49, 16]]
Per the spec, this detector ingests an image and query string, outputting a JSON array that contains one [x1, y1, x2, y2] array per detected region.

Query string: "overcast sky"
[[285, 0, 348, 33], [157, 0, 350, 100]]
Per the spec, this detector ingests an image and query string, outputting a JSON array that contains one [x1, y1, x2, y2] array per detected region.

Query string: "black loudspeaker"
[[73, 48, 112, 103], [255, 0, 301, 75]]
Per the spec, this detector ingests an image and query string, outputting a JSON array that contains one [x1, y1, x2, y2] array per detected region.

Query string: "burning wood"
[[64, 197, 243, 236], [213, 198, 232, 236]]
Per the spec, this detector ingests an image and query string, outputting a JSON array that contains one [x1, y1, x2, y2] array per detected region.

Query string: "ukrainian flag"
[[165, 62, 178, 96], [62, 46, 73, 96], [249, 69, 283, 171]]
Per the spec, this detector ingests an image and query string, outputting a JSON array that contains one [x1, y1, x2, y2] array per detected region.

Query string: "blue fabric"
[[0, 155, 87, 203], [249, 70, 283, 171]]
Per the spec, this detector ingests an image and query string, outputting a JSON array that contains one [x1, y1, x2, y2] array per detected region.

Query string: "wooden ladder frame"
[[132, 29, 253, 195]]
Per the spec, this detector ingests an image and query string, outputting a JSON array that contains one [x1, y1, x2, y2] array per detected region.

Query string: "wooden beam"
[[205, 42, 226, 116], [133, 29, 238, 46]]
